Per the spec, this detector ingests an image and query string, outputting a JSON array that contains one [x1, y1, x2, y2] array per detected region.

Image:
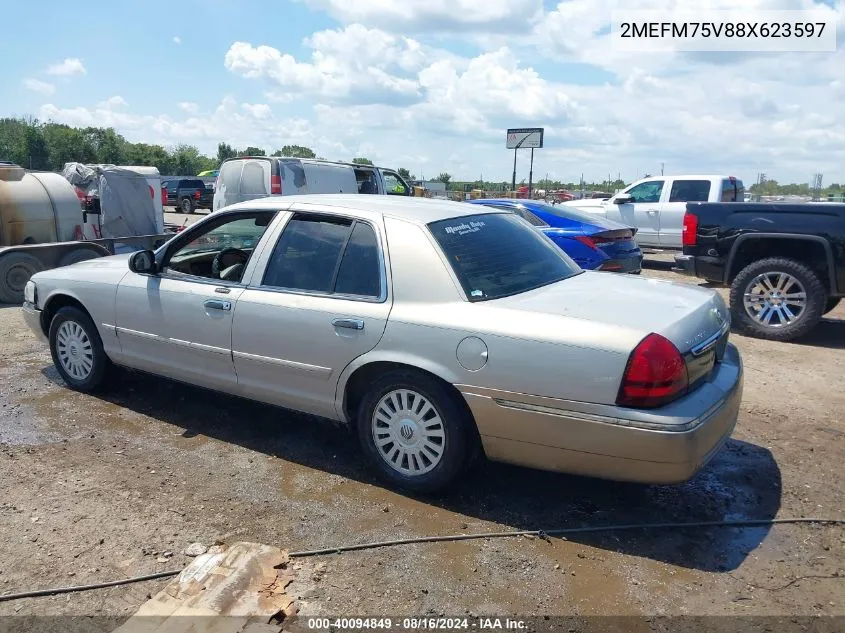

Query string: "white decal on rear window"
[[444, 220, 486, 236]]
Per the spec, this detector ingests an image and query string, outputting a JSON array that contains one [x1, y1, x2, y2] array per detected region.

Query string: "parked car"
[[163, 178, 212, 213], [675, 201, 845, 341], [212, 157, 411, 212], [467, 198, 643, 273], [561, 175, 745, 249], [23, 195, 742, 493]]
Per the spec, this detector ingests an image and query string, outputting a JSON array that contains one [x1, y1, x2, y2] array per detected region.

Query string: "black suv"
[[163, 178, 213, 213]]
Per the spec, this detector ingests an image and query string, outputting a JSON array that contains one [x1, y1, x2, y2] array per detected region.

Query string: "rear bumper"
[[673, 254, 696, 276], [459, 344, 743, 484], [22, 302, 47, 343], [601, 255, 643, 273]]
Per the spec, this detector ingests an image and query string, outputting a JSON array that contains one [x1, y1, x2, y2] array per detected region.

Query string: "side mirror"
[[614, 194, 633, 204], [129, 250, 158, 275]]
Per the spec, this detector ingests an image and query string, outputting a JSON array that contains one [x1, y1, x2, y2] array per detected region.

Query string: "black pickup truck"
[[674, 202, 844, 341], [163, 178, 213, 213]]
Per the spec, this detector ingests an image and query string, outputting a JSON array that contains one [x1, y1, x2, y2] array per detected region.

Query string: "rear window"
[[428, 213, 581, 302], [515, 201, 602, 225], [241, 161, 269, 195], [220, 160, 243, 191], [181, 179, 205, 189], [721, 178, 745, 202]]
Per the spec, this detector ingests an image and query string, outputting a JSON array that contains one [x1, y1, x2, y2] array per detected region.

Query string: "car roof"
[[221, 156, 382, 170], [223, 194, 496, 225]]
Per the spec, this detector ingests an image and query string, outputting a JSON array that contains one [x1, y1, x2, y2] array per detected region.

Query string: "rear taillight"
[[270, 174, 282, 194], [682, 212, 698, 246], [161, 186, 167, 204], [617, 333, 688, 409], [194, 190, 201, 200]]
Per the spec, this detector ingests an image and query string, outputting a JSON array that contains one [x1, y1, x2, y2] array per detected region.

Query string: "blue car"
[[467, 199, 643, 273]]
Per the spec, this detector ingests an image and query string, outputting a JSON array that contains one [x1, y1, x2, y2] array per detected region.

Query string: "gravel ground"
[[0, 261, 843, 623]]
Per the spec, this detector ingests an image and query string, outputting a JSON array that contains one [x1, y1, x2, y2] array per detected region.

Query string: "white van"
[[212, 157, 411, 212]]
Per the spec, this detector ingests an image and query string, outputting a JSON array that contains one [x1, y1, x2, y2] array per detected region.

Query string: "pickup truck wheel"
[[824, 298, 841, 315], [730, 257, 826, 342], [357, 371, 472, 495], [48, 306, 108, 392], [0, 252, 44, 304], [180, 197, 195, 214]]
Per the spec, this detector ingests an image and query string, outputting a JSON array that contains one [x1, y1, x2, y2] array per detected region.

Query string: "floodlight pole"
[[511, 148, 517, 193], [528, 148, 535, 199]]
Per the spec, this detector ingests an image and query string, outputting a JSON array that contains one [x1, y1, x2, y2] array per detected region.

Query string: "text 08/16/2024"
[[611, 9, 837, 52]]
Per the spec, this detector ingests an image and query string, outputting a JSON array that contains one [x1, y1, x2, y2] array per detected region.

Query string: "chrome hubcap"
[[743, 272, 807, 327], [56, 321, 94, 380], [371, 389, 445, 476]]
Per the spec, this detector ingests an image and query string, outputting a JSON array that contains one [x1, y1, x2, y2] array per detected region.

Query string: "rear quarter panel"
[[335, 216, 636, 419]]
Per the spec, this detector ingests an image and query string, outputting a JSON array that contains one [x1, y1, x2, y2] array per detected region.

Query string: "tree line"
[[1, 117, 839, 194]]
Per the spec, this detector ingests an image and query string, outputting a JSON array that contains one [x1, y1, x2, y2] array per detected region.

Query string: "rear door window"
[[669, 179, 711, 202], [334, 222, 382, 298]]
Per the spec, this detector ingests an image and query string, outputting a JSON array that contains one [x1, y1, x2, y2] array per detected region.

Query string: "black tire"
[[58, 249, 101, 268], [0, 252, 44, 304], [48, 306, 109, 392], [180, 197, 195, 214], [824, 297, 841, 315], [356, 370, 475, 494], [729, 257, 826, 342]]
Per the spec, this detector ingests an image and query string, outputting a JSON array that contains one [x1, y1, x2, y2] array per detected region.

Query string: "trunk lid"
[[493, 271, 729, 355]]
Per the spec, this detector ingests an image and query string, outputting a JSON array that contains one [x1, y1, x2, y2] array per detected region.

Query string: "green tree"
[[352, 157, 373, 165], [239, 146, 265, 157], [81, 127, 126, 165], [397, 167, 414, 182], [42, 124, 97, 170], [21, 125, 50, 170], [124, 142, 174, 174], [435, 172, 452, 185], [217, 142, 237, 164], [274, 145, 316, 158], [171, 144, 205, 175]]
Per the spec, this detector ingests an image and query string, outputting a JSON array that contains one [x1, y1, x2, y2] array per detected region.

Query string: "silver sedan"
[[22, 195, 743, 493]]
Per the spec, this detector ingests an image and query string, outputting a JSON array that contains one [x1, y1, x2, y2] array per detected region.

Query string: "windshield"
[[428, 213, 581, 302]]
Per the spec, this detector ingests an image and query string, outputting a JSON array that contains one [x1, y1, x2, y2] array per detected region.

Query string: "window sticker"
[[443, 220, 486, 236]]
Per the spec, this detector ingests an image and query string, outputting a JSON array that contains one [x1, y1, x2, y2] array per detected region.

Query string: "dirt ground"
[[0, 259, 843, 624]]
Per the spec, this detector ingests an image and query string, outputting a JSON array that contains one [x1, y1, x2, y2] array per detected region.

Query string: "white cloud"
[[241, 102, 272, 119], [304, 0, 543, 33], [46, 58, 87, 77], [22, 78, 55, 95], [173, 36, 181, 44], [32, 0, 845, 183], [97, 95, 128, 110]]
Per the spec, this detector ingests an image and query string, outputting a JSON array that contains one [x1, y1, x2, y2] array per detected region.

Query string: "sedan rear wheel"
[[49, 306, 108, 392], [357, 371, 473, 494]]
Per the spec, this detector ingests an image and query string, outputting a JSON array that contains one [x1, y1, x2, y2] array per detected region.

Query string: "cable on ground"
[[1, 517, 843, 603]]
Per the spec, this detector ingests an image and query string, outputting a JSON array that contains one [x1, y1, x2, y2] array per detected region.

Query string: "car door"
[[231, 209, 392, 419], [114, 211, 277, 392], [659, 178, 711, 248], [609, 179, 665, 247]]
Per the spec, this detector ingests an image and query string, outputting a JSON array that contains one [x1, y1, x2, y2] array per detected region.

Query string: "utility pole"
[[661, 162, 664, 176], [511, 148, 518, 192], [528, 148, 535, 198]]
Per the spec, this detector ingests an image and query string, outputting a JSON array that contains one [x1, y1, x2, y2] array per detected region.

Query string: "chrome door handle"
[[204, 299, 232, 311], [332, 318, 364, 330], [647, 208, 659, 215]]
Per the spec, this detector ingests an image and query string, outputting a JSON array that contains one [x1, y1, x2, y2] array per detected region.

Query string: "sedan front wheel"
[[49, 306, 108, 392], [357, 371, 472, 494]]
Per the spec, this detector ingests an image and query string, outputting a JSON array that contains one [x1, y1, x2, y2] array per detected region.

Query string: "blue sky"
[[3, 0, 844, 183]]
